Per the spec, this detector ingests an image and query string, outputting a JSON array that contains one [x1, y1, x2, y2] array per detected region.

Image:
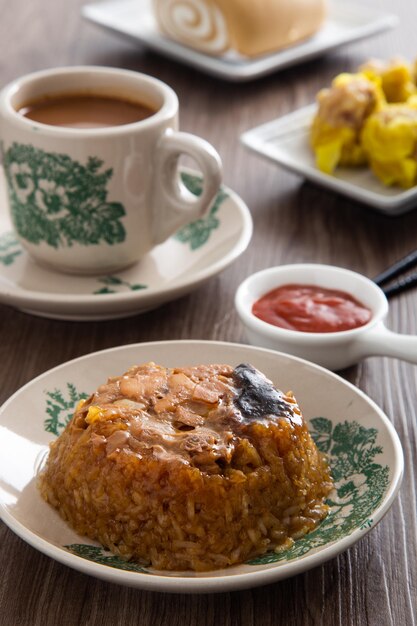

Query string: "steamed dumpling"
[[361, 101, 417, 188], [310, 72, 385, 174]]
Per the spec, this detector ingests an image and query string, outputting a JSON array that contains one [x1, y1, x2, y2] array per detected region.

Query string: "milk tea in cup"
[[0, 66, 222, 274]]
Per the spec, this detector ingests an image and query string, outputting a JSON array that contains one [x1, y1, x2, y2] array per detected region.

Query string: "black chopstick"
[[373, 250, 417, 286], [378, 272, 417, 298], [374, 250, 417, 298]]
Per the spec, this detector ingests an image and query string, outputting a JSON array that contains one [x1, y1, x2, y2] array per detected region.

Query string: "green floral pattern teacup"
[[0, 67, 222, 274]]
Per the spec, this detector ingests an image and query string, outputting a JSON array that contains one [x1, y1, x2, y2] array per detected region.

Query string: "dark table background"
[[1, 0, 416, 624]]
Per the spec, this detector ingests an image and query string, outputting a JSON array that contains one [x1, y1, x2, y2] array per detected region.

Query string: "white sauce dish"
[[235, 263, 417, 370]]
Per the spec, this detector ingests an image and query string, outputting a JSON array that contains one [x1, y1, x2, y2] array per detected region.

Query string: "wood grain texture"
[[0, 0, 416, 624]]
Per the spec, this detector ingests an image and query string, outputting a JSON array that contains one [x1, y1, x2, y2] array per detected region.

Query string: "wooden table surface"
[[1, 0, 416, 624]]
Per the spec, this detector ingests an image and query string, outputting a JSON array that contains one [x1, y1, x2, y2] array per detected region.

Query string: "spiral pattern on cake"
[[154, 0, 230, 55]]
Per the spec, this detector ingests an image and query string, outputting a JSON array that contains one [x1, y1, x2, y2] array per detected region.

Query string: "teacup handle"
[[152, 129, 222, 245]]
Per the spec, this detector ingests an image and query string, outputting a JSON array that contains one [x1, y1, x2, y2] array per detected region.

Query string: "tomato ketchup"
[[252, 284, 372, 333]]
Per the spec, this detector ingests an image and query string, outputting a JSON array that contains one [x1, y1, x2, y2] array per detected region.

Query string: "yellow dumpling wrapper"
[[310, 72, 385, 174], [311, 121, 366, 174], [361, 104, 417, 188], [382, 66, 416, 103], [408, 94, 417, 107], [360, 58, 417, 103], [371, 158, 417, 189]]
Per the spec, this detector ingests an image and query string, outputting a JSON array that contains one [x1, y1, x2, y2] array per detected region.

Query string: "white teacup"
[[0, 66, 222, 274]]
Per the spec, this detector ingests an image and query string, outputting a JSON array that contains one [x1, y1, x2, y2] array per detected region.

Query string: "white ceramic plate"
[[0, 340, 403, 593], [241, 104, 417, 215], [0, 170, 252, 320], [82, 0, 398, 82]]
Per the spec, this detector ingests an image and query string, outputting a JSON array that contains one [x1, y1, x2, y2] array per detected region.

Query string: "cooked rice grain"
[[39, 362, 333, 571]]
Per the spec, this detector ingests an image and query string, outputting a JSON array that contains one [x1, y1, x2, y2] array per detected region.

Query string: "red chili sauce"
[[252, 284, 372, 333]]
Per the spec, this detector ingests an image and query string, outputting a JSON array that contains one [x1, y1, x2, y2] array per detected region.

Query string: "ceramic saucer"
[[0, 170, 252, 320]]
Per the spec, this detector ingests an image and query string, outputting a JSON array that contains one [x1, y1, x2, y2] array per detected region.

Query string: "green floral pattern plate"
[[0, 341, 403, 593], [0, 169, 252, 320]]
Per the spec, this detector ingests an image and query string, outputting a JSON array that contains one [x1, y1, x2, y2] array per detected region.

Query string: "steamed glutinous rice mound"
[[39, 362, 333, 571]]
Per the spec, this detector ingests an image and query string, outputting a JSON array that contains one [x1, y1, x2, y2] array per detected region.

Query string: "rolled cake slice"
[[39, 362, 333, 571], [152, 0, 327, 57]]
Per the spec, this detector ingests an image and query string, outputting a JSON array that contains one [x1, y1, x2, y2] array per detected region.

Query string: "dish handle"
[[355, 323, 417, 365]]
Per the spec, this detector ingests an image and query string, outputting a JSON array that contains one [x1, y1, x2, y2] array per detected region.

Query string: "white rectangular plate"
[[241, 105, 417, 215], [82, 0, 398, 82]]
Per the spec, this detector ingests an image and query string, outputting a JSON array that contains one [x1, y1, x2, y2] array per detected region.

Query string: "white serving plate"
[[241, 105, 417, 215], [0, 170, 252, 320], [82, 0, 398, 82], [0, 340, 404, 593]]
